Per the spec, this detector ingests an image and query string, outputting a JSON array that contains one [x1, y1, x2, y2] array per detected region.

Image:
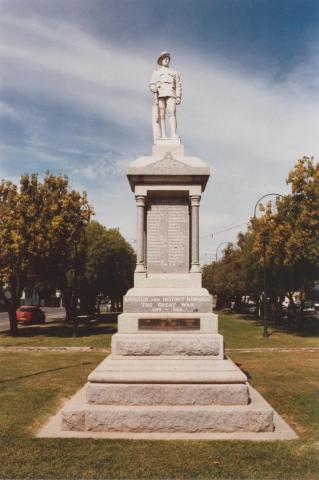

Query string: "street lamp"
[[261, 231, 269, 337], [215, 241, 231, 261], [253, 193, 283, 337], [253, 193, 284, 218]]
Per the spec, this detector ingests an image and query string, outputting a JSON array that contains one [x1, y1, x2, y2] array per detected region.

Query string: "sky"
[[1, 0, 319, 263]]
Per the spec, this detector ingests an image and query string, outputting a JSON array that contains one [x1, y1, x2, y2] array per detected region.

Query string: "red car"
[[16, 306, 46, 325]]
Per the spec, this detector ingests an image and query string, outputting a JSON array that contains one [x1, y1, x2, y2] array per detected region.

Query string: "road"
[[0, 307, 65, 333]]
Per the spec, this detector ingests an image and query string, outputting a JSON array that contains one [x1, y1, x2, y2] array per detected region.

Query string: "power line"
[[200, 222, 248, 239]]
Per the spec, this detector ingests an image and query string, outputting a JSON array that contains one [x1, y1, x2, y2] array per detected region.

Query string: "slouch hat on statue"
[[157, 51, 170, 65]]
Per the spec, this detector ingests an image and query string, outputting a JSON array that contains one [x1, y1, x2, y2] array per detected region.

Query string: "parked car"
[[302, 301, 318, 319], [16, 306, 46, 325], [243, 302, 257, 314]]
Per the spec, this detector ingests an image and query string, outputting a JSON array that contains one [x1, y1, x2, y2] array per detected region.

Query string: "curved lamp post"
[[253, 193, 284, 219], [253, 193, 283, 337], [215, 241, 231, 261]]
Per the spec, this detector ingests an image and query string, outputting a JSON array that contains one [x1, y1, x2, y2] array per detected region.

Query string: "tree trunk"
[[8, 304, 18, 336], [5, 295, 20, 336], [233, 295, 242, 313], [1, 282, 20, 336], [287, 291, 297, 327], [71, 290, 78, 337], [63, 292, 73, 323], [62, 289, 78, 336]]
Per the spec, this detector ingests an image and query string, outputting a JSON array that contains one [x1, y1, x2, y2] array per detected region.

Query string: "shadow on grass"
[[0, 361, 95, 384], [233, 361, 252, 380], [231, 313, 319, 338], [1, 313, 118, 339]]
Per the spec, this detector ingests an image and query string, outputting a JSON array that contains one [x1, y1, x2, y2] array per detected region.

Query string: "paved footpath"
[[0, 346, 318, 353]]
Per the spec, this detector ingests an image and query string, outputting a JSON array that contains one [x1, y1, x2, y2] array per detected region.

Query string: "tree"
[[0, 173, 93, 335], [78, 221, 135, 313], [251, 157, 319, 316], [204, 157, 318, 321], [203, 236, 262, 311], [203, 244, 239, 309]]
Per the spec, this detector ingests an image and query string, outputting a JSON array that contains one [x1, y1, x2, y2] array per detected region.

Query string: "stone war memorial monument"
[[39, 52, 297, 440]]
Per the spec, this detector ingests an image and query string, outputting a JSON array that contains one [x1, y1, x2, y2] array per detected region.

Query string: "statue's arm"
[[150, 70, 158, 94], [175, 72, 182, 103]]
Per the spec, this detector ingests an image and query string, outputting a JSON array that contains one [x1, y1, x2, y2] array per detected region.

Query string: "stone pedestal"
[[57, 142, 279, 436]]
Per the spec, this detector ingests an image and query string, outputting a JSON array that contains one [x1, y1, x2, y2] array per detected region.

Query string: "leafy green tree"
[[0, 173, 93, 335], [251, 157, 319, 316], [78, 221, 135, 313], [204, 157, 318, 320], [203, 244, 238, 309], [203, 236, 262, 311]]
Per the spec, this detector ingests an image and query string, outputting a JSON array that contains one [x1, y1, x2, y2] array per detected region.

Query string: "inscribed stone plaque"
[[124, 296, 212, 313], [139, 318, 200, 331], [146, 198, 189, 273]]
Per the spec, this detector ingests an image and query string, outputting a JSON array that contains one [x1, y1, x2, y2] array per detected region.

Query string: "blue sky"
[[1, 0, 319, 261]]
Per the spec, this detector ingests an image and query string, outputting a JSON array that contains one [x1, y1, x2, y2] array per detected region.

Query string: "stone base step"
[[112, 333, 223, 357], [62, 388, 274, 433], [38, 384, 298, 441], [86, 383, 249, 406], [88, 357, 247, 384]]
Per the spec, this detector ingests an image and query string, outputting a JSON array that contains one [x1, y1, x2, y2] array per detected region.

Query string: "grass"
[[0, 313, 318, 478], [0, 314, 116, 348], [0, 350, 318, 479], [1, 311, 318, 350], [219, 313, 319, 349]]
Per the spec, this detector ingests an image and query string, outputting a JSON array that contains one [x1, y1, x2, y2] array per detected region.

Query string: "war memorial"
[[39, 52, 297, 440]]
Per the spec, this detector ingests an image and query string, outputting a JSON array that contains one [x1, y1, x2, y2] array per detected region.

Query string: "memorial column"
[[190, 195, 201, 273], [135, 195, 146, 273]]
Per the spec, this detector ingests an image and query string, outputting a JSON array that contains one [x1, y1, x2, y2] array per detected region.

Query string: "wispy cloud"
[[0, 6, 318, 260], [0, 100, 17, 118]]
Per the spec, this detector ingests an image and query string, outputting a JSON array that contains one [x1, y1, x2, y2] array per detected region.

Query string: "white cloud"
[[0, 100, 16, 118], [0, 10, 318, 261], [0, 15, 150, 131], [74, 154, 123, 180]]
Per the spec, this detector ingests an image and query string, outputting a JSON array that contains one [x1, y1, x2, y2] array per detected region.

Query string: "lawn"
[[219, 313, 319, 349], [1, 311, 318, 350], [0, 314, 318, 479], [0, 314, 116, 348], [0, 350, 318, 479]]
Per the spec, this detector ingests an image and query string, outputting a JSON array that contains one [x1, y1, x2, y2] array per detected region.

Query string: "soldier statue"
[[150, 51, 182, 141]]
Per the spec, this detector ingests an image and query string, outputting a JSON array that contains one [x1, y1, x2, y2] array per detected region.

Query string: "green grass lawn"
[[0, 350, 318, 479], [219, 313, 319, 349], [0, 313, 318, 478], [0, 316, 115, 348], [1, 311, 318, 350]]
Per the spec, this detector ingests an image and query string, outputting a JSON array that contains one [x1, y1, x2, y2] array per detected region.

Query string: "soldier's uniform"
[[150, 66, 182, 99], [150, 52, 182, 139]]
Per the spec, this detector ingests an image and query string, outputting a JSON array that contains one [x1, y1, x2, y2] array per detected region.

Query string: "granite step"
[[112, 333, 223, 357], [88, 357, 247, 384], [62, 396, 274, 434], [86, 383, 249, 406]]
